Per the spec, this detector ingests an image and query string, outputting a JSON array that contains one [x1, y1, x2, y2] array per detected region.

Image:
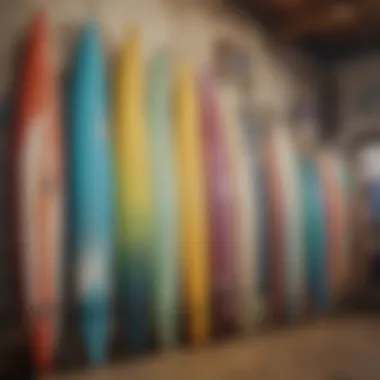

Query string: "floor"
[[43, 315, 380, 380]]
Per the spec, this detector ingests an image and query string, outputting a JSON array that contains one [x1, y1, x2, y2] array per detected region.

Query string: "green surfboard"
[[146, 50, 178, 349]]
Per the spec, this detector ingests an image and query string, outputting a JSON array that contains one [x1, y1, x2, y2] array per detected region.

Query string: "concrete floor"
[[44, 315, 380, 380]]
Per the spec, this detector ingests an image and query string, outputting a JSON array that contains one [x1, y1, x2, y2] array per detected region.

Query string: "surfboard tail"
[[119, 247, 152, 352], [80, 298, 109, 365], [186, 303, 209, 345], [29, 317, 54, 372]]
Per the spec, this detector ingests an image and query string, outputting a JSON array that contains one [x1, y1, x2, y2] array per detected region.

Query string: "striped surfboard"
[[13, 11, 63, 373]]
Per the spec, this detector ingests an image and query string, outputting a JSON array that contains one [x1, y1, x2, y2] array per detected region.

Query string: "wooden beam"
[[276, 2, 361, 39], [248, 0, 333, 13], [259, 0, 305, 12]]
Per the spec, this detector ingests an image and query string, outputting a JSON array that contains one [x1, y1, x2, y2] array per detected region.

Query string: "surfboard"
[[146, 50, 178, 349], [238, 106, 265, 328], [317, 151, 343, 306], [68, 23, 113, 365], [12, 11, 63, 372], [262, 128, 286, 321], [274, 128, 305, 321], [356, 147, 380, 290], [198, 74, 235, 336], [115, 31, 152, 352], [343, 158, 359, 298], [174, 62, 210, 344], [366, 178, 380, 287], [258, 162, 269, 313], [330, 152, 351, 302], [351, 173, 370, 295], [368, 181, 380, 221], [246, 119, 268, 313], [217, 86, 260, 332], [300, 155, 327, 311], [367, 175, 380, 263]]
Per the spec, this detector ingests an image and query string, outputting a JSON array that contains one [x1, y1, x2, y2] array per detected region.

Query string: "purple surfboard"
[[199, 74, 235, 336]]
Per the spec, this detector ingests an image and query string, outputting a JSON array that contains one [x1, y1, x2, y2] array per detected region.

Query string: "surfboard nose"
[[27, 9, 49, 49]]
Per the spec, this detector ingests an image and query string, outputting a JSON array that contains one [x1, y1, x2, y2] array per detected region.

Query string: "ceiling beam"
[[248, 0, 333, 13], [254, 0, 304, 12], [275, 1, 361, 40]]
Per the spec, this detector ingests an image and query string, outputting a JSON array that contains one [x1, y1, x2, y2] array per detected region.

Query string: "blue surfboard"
[[67, 23, 114, 365], [367, 179, 380, 286], [368, 180, 380, 223], [301, 156, 327, 311]]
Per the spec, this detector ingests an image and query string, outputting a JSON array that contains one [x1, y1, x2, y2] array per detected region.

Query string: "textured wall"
[[0, 0, 316, 120], [337, 53, 380, 143]]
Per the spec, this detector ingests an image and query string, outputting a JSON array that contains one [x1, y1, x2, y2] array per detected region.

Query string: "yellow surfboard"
[[114, 31, 153, 351], [174, 62, 210, 344]]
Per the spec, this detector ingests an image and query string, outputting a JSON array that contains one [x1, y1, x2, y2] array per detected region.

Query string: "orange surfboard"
[[12, 11, 63, 373]]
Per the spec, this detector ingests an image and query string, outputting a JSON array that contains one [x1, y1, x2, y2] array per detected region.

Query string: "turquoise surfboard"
[[146, 50, 178, 349], [68, 23, 114, 365], [300, 156, 327, 311]]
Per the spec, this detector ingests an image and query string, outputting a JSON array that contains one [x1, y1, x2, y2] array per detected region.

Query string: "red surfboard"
[[263, 129, 286, 321], [317, 152, 342, 305], [12, 11, 63, 373]]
